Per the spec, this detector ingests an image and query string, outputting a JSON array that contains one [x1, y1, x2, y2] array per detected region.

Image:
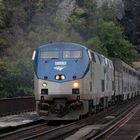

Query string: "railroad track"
[[1, 97, 139, 140], [0, 120, 49, 140], [91, 103, 140, 140], [134, 133, 140, 140]]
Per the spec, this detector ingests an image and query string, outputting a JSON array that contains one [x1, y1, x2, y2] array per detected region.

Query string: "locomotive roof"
[[37, 42, 88, 51]]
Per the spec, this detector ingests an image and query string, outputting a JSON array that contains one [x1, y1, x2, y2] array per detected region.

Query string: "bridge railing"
[[0, 96, 36, 116]]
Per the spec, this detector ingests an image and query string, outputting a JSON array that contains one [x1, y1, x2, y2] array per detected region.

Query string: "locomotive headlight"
[[55, 75, 65, 80], [55, 75, 59, 80], [42, 82, 47, 87], [73, 82, 79, 88], [61, 75, 65, 80]]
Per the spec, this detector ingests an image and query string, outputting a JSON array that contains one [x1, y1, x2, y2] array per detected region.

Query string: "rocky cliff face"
[[56, 0, 76, 21], [96, 0, 124, 20], [33, 0, 140, 52], [57, 0, 125, 21]]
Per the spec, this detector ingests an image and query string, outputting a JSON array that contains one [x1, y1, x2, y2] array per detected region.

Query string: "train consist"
[[32, 42, 140, 120]]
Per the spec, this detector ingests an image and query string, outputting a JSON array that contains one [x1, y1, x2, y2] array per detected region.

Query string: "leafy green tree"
[[97, 21, 136, 63], [114, 39, 137, 64], [0, 57, 33, 98], [0, 0, 138, 98], [97, 3, 117, 21], [69, 0, 116, 37], [70, 1, 136, 63], [0, 1, 9, 57], [87, 37, 108, 56]]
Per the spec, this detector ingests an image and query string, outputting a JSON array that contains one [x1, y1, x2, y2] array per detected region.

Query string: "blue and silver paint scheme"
[[33, 42, 139, 120], [33, 43, 91, 120], [34, 42, 90, 83]]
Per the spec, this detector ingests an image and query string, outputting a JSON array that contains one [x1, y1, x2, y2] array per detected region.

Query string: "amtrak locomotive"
[[32, 42, 140, 120]]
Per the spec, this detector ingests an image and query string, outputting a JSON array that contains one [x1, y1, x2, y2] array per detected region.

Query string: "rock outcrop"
[[96, 0, 125, 20], [56, 0, 76, 21]]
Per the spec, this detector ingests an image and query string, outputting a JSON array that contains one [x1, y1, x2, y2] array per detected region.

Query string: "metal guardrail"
[[0, 96, 35, 116]]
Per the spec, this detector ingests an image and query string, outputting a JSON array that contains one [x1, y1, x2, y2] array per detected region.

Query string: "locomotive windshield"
[[63, 50, 82, 58], [40, 51, 59, 59]]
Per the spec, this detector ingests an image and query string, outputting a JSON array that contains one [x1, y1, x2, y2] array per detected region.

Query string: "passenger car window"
[[63, 51, 82, 58], [40, 51, 59, 59]]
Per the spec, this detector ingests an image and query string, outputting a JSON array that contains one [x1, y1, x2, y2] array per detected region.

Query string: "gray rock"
[[56, 0, 76, 21], [96, 0, 125, 20]]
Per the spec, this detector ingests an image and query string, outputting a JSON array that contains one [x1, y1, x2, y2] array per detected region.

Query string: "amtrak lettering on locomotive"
[[32, 42, 140, 120]]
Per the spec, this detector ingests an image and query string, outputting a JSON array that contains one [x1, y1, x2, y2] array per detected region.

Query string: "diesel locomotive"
[[32, 42, 140, 120]]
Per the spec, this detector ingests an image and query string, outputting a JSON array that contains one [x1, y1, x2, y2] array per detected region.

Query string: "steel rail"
[[20, 99, 140, 140], [133, 133, 140, 140], [0, 120, 48, 140], [91, 102, 140, 140], [1, 98, 139, 140]]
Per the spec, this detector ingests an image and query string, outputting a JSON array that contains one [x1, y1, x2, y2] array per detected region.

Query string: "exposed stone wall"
[[56, 0, 76, 21], [96, 0, 125, 20], [42, 0, 140, 53]]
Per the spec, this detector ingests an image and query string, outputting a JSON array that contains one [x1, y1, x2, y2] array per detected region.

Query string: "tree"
[[97, 21, 136, 63], [0, 1, 10, 57], [87, 37, 108, 56], [0, 56, 33, 98], [69, 1, 136, 63], [0, 0, 138, 98]]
